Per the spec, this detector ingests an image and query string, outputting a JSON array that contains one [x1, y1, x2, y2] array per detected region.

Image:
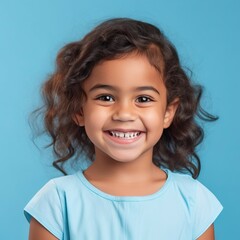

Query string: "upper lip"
[[105, 129, 144, 133]]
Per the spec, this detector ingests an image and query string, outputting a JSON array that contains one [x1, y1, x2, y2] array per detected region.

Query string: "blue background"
[[1, 0, 239, 239]]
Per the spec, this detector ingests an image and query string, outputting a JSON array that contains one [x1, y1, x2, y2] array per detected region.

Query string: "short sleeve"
[[192, 181, 223, 239], [24, 180, 63, 240]]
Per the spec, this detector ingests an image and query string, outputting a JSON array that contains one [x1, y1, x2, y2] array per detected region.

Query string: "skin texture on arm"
[[197, 224, 215, 240], [29, 218, 59, 240]]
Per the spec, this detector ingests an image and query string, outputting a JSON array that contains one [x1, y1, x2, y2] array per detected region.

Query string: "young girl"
[[24, 18, 223, 240]]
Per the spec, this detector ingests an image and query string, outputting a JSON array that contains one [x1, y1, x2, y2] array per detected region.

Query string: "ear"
[[72, 110, 85, 127], [163, 98, 179, 129]]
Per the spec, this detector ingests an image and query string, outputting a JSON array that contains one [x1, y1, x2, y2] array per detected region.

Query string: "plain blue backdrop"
[[1, 0, 239, 239]]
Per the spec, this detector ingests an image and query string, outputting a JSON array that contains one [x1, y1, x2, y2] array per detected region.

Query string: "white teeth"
[[109, 131, 140, 139]]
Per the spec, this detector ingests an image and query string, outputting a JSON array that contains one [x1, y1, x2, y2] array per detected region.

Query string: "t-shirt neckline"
[[76, 168, 171, 202]]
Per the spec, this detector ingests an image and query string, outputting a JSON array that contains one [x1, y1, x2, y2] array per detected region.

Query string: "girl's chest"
[[63, 194, 193, 240]]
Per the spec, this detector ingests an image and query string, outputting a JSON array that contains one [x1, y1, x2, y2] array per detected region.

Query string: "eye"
[[96, 95, 114, 102], [136, 96, 153, 103]]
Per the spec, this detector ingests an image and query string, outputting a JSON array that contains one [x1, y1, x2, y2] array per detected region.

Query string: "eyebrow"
[[89, 84, 160, 95], [89, 84, 116, 92]]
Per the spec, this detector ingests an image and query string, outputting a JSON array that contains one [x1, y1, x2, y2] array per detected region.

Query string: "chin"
[[107, 153, 141, 164]]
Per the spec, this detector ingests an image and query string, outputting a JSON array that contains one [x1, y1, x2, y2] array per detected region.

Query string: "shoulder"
[[168, 170, 221, 204], [24, 171, 82, 217], [167, 170, 223, 239], [167, 170, 221, 206], [165, 170, 199, 211], [51, 172, 81, 191], [168, 170, 199, 194], [24, 171, 83, 239], [40, 171, 85, 202]]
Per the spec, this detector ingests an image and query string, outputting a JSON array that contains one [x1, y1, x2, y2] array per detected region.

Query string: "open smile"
[[104, 129, 144, 144], [109, 131, 141, 139]]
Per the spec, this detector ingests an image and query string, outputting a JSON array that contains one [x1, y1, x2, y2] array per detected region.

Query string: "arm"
[[197, 224, 215, 240], [29, 218, 59, 240]]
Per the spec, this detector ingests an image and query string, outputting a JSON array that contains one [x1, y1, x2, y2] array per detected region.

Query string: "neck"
[[84, 156, 163, 184]]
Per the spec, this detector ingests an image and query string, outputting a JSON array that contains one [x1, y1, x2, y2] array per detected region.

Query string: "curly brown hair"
[[35, 18, 217, 178]]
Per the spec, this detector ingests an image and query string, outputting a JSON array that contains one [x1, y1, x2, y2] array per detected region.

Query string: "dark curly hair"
[[35, 18, 217, 178]]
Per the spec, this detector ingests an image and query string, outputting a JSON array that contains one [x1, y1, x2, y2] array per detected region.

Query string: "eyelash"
[[95, 95, 154, 103], [136, 96, 153, 103], [95, 95, 115, 102]]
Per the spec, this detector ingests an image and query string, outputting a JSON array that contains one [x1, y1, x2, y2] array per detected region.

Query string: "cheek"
[[142, 110, 165, 142], [83, 106, 108, 131], [142, 109, 165, 128], [83, 107, 110, 146]]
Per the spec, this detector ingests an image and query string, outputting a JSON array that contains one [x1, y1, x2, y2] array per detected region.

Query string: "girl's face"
[[75, 53, 178, 165]]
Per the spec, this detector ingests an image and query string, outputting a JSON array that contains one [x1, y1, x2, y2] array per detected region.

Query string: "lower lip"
[[104, 131, 144, 145]]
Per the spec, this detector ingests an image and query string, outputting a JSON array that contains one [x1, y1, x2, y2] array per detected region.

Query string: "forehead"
[[83, 54, 165, 92]]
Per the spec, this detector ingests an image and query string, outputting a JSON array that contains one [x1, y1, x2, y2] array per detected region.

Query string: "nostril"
[[112, 110, 137, 122]]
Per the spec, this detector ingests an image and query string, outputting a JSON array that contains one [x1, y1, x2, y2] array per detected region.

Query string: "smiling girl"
[[24, 18, 222, 240]]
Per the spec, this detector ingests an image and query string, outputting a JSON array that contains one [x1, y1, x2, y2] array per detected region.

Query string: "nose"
[[112, 101, 137, 122]]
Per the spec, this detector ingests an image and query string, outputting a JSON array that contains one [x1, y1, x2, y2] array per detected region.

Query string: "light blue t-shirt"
[[24, 168, 223, 240]]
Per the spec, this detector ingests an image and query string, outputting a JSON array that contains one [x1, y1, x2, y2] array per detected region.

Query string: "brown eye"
[[96, 95, 114, 102], [136, 96, 153, 103]]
